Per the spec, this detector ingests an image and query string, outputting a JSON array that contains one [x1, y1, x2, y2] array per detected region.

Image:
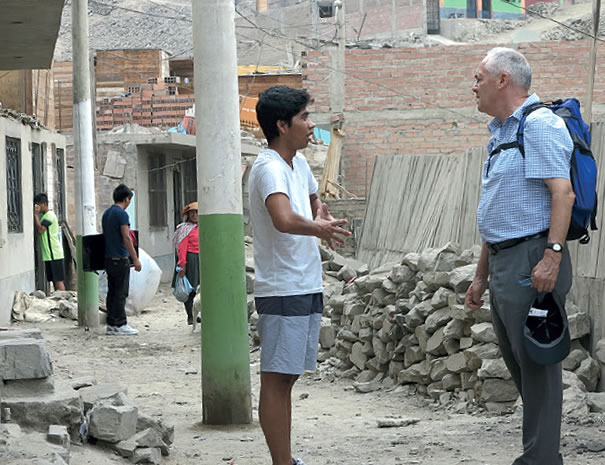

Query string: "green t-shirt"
[[39, 211, 64, 262]]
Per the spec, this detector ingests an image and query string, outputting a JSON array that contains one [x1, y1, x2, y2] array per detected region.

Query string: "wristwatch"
[[545, 242, 563, 253]]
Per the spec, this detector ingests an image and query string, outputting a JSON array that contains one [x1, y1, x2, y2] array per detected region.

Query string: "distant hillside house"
[[440, 0, 564, 19]]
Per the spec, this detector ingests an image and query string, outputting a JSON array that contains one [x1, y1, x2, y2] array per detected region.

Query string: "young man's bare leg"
[[259, 372, 299, 465], [53, 281, 66, 291]]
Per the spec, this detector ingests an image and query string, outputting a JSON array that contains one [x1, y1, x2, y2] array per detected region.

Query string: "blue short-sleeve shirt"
[[102, 205, 130, 258], [477, 93, 573, 243]]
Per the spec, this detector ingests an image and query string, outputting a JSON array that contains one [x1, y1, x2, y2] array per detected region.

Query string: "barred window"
[[182, 158, 197, 204], [6, 137, 23, 232], [55, 148, 66, 222], [148, 154, 167, 227]]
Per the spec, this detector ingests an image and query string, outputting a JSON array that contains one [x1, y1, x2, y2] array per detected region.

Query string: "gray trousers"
[[488, 236, 572, 465]]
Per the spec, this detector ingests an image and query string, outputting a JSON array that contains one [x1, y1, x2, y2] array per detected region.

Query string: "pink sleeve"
[[177, 233, 188, 267]]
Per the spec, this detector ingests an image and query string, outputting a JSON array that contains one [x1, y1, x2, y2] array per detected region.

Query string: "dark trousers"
[[105, 257, 130, 327], [488, 236, 572, 465]]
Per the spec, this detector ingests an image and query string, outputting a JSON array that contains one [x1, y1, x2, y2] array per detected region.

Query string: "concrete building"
[[0, 0, 66, 324], [66, 128, 261, 282]]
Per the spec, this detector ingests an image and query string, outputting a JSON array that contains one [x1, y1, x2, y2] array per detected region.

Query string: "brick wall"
[[302, 41, 602, 195]]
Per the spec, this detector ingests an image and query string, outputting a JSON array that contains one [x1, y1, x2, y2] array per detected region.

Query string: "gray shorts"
[[255, 293, 323, 375]]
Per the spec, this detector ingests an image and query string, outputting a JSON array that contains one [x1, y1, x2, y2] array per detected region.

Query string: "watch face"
[[551, 243, 563, 252]]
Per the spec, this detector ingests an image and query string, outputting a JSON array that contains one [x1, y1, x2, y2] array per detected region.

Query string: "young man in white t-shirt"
[[249, 86, 351, 465]]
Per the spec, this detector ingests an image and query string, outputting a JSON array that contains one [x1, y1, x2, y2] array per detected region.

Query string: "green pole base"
[[199, 213, 252, 425], [76, 235, 99, 328]]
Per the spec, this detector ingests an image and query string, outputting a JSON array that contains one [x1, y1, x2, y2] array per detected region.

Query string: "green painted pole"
[[73, 0, 99, 327], [192, 0, 252, 424], [76, 236, 99, 327]]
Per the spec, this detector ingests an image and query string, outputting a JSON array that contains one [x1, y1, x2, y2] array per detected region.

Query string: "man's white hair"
[[484, 47, 532, 90]]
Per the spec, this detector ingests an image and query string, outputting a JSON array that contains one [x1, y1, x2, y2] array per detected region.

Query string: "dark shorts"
[[45, 259, 65, 282], [255, 293, 323, 375]]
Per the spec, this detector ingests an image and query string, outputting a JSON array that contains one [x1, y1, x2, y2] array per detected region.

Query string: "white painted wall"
[[0, 117, 66, 324]]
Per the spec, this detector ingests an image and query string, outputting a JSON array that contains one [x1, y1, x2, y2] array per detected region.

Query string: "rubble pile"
[[11, 291, 79, 323], [314, 243, 604, 416], [0, 328, 174, 464], [541, 15, 605, 41]]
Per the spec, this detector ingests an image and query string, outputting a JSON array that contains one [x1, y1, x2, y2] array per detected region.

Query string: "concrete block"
[[1, 387, 83, 438], [88, 404, 138, 443], [114, 438, 137, 457], [47, 425, 70, 448], [0, 338, 53, 380], [78, 383, 127, 412], [2, 377, 55, 397], [132, 447, 162, 464], [0, 328, 43, 340], [136, 413, 174, 446]]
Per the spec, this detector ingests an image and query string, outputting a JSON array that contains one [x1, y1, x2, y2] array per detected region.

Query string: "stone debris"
[[376, 417, 420, 428], [316, 243, 602, 416], [11, 291, 78, 323], [0, 328, 174, 463]]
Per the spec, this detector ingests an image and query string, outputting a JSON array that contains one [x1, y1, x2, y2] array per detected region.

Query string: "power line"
[[88, 0, 192, 22]]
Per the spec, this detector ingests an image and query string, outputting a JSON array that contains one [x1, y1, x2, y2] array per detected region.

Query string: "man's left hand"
[[531, 250, 561, 293]]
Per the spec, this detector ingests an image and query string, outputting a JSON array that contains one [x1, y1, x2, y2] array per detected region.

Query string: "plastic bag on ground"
[[98, 248, 162, 314]]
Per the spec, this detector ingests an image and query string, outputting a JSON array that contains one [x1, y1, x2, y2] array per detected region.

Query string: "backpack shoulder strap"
[[515, 102, 549, 158]]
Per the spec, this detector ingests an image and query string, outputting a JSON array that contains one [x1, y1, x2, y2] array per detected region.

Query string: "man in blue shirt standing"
[[465, 48, 575, 465], [102, 184, 141, 336]]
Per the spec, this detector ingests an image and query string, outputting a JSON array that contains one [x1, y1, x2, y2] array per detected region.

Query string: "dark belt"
[[486, 230, 548, 255]]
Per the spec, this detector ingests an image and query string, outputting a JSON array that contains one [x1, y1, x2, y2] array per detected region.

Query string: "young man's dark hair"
[[256, 86, 312, 144], [113, 184, 134, 203], [34, 193, 49, 205]]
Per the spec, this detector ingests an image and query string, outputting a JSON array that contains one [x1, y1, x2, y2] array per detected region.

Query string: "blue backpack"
[[490, 98, 598, 244]]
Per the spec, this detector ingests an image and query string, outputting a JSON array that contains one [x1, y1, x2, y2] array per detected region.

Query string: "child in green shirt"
[[34, 193, 65, 291]]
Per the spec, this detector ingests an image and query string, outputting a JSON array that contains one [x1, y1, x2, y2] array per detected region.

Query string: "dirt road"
[[25, 285, 605, 465]]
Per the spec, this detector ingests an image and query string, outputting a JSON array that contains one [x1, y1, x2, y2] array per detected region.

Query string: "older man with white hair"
[[465, 47, 575, 464]]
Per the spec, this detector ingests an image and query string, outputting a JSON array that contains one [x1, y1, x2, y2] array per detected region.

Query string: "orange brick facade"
[[302, 41, 601, 196]]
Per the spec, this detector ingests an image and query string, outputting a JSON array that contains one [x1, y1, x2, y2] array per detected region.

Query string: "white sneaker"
[[113, 324, 139, 336]]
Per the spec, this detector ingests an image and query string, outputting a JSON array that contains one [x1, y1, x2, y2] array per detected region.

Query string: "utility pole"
[[329, 0, 345, 120], [585, 0, 601, 123], [192, 0, 252, 424], [72, 0, 99, 328]]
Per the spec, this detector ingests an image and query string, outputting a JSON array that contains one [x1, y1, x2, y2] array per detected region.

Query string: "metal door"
[[426, 0, 440, 34], [481, 0, 492, 18], [173, 169, 183, 228], [32, 143, 48, 292], [466, 0, 477, 18]]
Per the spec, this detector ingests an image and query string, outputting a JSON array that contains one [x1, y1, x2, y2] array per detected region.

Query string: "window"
[[55, 148, 66, 222], [147, 78, 158, 84], [127, 86, 141, 94], [164, 76, 177, 84], [148, 154, 167, 227], [168, 86, 176, 95], [182, 158, 197, 204], [6, 137, 23, 232]]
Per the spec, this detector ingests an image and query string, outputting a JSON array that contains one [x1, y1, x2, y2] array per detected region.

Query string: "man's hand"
[[178, 267, 185, 277], [34, 204, 41, 214], [314, 206, 351, 249], [531, 249, 561, 293], [465, 276, 488, 310], [134, 259, 142, 272]]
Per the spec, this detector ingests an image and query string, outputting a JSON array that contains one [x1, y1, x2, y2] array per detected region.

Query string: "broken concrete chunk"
[[480, 378, 519, 403], [0, 337, 53, 380], [131, 447, 162, 464], [115, 438, 137, 457], [2, 377, 55, 397], [88, 404, 138, 443], [2, 387, 82, 438], [470, 322, 497, 344], [568, 312, 591, 340], [0, 328, 43, 340], [78, 383, 128, 412], [47, 425, 70, 448]]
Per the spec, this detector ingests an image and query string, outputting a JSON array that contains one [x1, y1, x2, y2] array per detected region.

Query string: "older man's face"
[[472, 60, 499, 116]]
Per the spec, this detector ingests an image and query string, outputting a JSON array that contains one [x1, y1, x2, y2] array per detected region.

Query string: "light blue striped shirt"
[[477, 93, 573, 243]]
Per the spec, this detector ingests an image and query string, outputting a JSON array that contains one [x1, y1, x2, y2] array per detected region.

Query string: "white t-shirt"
[[248, 148, 322, 297]]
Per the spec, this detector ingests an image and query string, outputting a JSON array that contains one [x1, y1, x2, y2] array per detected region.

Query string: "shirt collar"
[[487, 92, 540, 134]]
